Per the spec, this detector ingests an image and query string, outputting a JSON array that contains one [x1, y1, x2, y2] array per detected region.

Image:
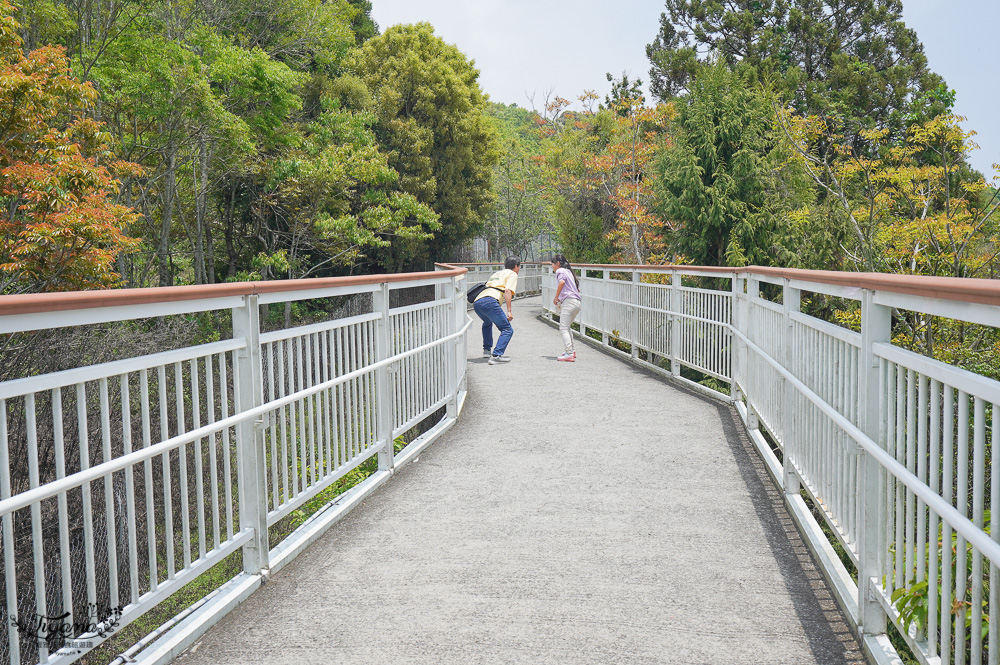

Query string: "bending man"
[[473, 256, 520, 365]]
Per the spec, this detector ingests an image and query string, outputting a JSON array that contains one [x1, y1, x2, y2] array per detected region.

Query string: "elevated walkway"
[[173, 297, 863, 665]]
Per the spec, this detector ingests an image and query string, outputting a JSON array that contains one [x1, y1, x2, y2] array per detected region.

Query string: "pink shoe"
[[557, 352, 576, 362]]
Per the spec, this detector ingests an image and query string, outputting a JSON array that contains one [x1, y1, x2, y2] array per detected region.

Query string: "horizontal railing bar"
[[749, 273, 786, 287], [386, 275, 454, 291], [6, 263, 1000, 322], [389, 297, 450, 317], [0, 317, 473, 516], [874, 342, 1000, 403], [563, 263, 1000, 308], [255, 283, 381, 305], [570, 263, 737, 275], [568, 293, 730, 327], [678, 285, 732, 295], [789, 311, 861, 347], [750, 297, 783, 314], [437, 262, 549, 267], [0, 296, 248, 335], [672, 311, 731, 327], [0, 338, 247, 400], [787, 279, 863, 301], [731, 325, 1000, 566], [259, 313, 381, 345], [742, 266, 1000, 307], [0, 268, 468, 317], [873, 289, 1000, 328]]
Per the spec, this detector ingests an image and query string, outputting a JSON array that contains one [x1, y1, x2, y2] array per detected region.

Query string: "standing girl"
[[551, 254, 582, 362]]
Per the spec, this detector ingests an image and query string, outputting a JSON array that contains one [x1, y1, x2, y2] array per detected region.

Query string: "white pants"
[[558, 298, 582, 353]]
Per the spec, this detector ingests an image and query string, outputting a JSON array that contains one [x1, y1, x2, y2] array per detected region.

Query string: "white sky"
[[370, 0, 999, 178]]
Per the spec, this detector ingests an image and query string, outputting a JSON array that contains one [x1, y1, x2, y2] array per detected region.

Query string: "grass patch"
[[677, 364, 730, 396]]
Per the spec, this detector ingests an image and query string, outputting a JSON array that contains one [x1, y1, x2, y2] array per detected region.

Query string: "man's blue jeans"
[[473, 297, 513, 357]]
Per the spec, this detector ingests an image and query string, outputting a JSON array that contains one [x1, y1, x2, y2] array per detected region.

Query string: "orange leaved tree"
[[587, 96, 674, 264], [0, 1, 140, 294]]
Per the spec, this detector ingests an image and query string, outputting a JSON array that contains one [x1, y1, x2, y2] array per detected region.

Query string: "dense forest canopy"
[[0, 0, 498, 293], [1, 0, 997, 299]]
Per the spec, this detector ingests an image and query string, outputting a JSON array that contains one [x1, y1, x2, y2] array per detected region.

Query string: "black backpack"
[[466, 282, 488, 303]]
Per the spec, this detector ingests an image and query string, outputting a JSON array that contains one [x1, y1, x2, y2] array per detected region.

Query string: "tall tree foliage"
[[90, 24, 304, 285], [345, 0, 378, 44], [484, 103, 553, 259], [778, 107, 996, 277], [533, 92, 615, 263], [534, 90, 674, 264], [590, 96, 674, 264], [646, 0, 944, 138], [262, 103, 441, 278], [352, 23, 500, 262], [655, 64, 783, 267]]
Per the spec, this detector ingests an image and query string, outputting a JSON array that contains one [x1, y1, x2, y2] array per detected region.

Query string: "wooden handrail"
[[0, 267, 468, 316], [566, 263, 1000, 308]]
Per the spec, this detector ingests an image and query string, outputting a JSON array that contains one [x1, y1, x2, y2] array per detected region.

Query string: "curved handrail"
[[566, 263, 1000, 307], [0, 266, 468, 316]]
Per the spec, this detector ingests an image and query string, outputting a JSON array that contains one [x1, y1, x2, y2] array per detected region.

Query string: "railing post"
[[445, 276, 460, 419], [630, 270, 640, 359], [858, 288, 891, 638], [601, 269, 609, 345], [373, 282, 394, 472], [782, 279, 801, 495], [232, 294, 269, 575], [670, 271, 682, 377], [731, 274, 743, 402], [745, 277, 759, 431], [457, 274, 467, 400]]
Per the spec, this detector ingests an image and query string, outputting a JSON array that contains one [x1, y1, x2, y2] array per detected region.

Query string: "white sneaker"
[[488, 355, 511, 365], [483, 349, 491, 358], [557, 352, 576, 362]]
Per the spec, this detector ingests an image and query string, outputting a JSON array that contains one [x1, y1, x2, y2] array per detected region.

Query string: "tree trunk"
[[193, 134, 208, 285], [225, 184, 238, 279], [204, 214, 216, 283], [158, 146, 177, 287]]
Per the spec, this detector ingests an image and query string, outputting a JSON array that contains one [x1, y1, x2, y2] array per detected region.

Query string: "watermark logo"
[[10, 603, 123, 650]]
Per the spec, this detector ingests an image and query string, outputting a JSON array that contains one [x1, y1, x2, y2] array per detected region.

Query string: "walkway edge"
[[132, 411, 461, 665], [131, 573, 261, 665]]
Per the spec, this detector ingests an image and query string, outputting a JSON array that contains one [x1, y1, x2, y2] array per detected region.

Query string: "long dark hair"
[[552, 253, 580, 288]]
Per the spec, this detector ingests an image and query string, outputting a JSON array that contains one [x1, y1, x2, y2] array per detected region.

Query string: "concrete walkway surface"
[[174, 296, 864, 665]]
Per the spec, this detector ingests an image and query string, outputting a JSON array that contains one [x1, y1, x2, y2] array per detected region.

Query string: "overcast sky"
[[369, 0, 998, 178]]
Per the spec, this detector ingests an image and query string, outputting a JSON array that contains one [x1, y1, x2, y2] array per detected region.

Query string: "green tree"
[[90, 24, 304, 285], [533, 92, 616, 264], [482, 103, 554, 259], [655, 63, 783, 267], [345, 0, 378, 44], [646, 0, 944, 139], [262, 102, 441, 277], [352, 23, 500, 264]]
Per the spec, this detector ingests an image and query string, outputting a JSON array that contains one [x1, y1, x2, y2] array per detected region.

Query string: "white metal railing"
[[448, 262, 546, 302], [543, 264, 1000, 665], [0, 268, 470, 665]]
